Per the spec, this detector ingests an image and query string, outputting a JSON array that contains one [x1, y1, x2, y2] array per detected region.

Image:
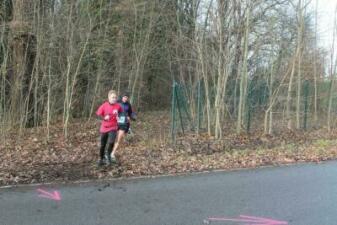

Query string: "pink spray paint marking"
[[208, 215, 288, 225], [37, 188, 61, 201]]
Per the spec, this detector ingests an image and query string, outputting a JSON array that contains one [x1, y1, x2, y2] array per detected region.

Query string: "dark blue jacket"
[[118, 100, 135, 124]]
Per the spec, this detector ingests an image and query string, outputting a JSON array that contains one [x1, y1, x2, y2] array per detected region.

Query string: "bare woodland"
[[0, 0, 335, 140]]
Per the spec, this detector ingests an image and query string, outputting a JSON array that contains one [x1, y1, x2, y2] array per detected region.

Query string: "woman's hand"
[[104, 115, 110, 121]]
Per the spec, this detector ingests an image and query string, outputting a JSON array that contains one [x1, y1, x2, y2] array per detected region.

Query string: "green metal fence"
[[171, 78, 337, 141]]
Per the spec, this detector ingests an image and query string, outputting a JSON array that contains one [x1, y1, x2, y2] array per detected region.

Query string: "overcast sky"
[[317, 0, 337, 49]]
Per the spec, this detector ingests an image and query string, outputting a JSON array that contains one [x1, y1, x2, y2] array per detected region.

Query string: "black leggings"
[[100, 131, 117, 160]]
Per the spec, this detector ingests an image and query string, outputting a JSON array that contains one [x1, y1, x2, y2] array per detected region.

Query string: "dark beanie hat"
[[122, 92, 130, 97]]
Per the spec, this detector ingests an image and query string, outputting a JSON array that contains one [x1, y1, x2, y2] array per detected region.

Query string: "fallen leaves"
[[2, 111, 337, 186]]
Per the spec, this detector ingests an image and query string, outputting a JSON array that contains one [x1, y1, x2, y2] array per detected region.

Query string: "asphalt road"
[[1, 161, 337, 225]]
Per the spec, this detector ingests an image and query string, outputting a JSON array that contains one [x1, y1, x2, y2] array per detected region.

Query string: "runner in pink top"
[[96, 90, 123, 166]]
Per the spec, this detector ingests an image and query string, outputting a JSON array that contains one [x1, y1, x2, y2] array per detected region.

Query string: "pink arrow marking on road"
[[208, 215, 288, 225], [37, 188, 61, 201]]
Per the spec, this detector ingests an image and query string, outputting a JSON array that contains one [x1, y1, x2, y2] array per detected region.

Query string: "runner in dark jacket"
[[111, 92, 136, 161]]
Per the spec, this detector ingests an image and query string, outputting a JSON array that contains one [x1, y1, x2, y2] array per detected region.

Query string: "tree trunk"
[[9, 0, 36, 128], [237, 2, 250, 134]]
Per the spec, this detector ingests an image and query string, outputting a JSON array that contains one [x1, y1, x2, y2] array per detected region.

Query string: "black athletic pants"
[[99, 131, 117, 160]]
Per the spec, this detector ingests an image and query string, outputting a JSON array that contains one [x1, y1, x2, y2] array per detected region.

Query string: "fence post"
[[175, 84, 185, 134], [171, 81, 177, 142], [197, 79, 201, 134], [303, 80, 309, 130], [246, 80, 253, 133]]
